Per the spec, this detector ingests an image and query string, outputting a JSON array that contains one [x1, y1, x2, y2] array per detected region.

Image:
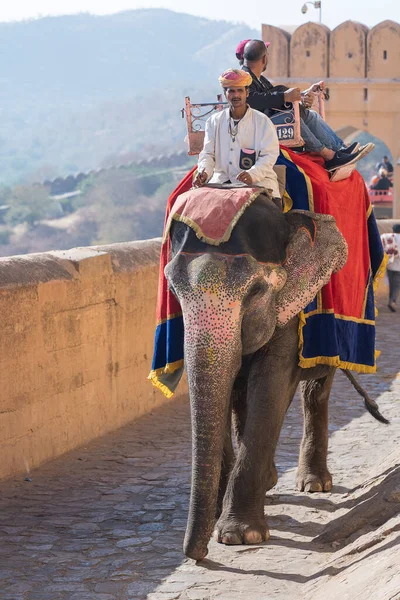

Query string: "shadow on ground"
[[0, 303, 398, 599]]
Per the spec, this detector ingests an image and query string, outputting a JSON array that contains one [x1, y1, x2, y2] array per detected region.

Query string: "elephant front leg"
[[216, 402, 236, 518], [214, 334, 300, 546], [296, 369, 335, 493]]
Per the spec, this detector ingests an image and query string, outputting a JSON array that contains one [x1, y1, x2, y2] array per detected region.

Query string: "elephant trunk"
[[182, 301, 242, 561]]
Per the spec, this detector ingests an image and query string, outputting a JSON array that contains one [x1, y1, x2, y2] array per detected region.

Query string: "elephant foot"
[[213, 515, 270, 546], [296, 467, 332, 493]]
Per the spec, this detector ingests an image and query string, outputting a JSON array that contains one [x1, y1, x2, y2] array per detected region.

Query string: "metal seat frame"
[[182, 96, 306, 155], [181, 91, 355, 183]]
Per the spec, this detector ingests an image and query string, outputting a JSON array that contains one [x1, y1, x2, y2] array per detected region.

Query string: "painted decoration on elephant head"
[[276, 212, 348, 326]]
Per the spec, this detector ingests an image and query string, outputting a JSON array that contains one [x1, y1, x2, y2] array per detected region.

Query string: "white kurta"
[[198, 106, 280, 198]]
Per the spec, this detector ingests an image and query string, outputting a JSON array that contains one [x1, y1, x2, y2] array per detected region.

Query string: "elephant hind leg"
[[296, 368, 336, 493], [231, 367, 278, 490]]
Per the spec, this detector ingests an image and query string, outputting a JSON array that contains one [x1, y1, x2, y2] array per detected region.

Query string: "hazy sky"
[[0, 0, 398, 30]]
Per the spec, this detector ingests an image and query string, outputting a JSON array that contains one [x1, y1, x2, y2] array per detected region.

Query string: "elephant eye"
[[245, 282, 266, 303]]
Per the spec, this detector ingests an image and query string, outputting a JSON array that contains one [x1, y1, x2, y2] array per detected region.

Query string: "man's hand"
[[310, 80, 325, 93], [236, 171, 253, 185], [284, 87, 302, 103], [192, 169, 208, 188], [301, 91, 314, 108]]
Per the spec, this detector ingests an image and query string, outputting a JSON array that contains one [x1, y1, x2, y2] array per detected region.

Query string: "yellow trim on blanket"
[[281, 149, 314, 212], [316, 290, 322, 312], [298, 252, 388, 372], [298, 354, 377, 373], [297, 311, 377, 372], [366, 203, 373, 219], [283, 190, 293, 213], [373, 252, 388, 292], [147, 359, 185, 398], [156, 311, 183, 326], [372, 252, 388, 319], [302, 306, 375, 325], [148, 359, 184, 378], [148, 376, 175, 399], [361, 275, 370, 319]]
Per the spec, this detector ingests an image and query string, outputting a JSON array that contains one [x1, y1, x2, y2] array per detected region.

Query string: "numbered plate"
[[276, 125, 295, 141]]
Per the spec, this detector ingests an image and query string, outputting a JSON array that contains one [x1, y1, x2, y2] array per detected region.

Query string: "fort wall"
[[262, 20, 400, 217], [0, 239, 187, 481]]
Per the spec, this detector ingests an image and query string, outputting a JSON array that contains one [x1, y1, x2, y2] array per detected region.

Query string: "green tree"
[[5, 184, 53, 228]]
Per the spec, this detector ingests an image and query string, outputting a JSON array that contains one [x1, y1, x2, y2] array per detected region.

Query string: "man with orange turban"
[[193, 68, 280, 201]]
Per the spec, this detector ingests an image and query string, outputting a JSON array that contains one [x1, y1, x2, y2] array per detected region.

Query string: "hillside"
[[0, 10, 258, 185]]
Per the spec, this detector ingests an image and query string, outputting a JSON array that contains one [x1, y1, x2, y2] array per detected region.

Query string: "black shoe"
[[325, 145, 372, 172], [341, 142, 360, 154], [388, 303, 396, 313]]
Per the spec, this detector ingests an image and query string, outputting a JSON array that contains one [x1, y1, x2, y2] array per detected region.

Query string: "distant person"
[[369, 174, 379, 188], [375, 156, 393, 174], [381, 224, 400, 312], [237, 39, 374, 173], [371, 169, 393, 191]]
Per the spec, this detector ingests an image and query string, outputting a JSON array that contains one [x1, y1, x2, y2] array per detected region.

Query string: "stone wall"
[[0, 224, 395, 481], [262, 19, 400, 79], [262, 19, 400, 218], [0, 239, 187, 481]]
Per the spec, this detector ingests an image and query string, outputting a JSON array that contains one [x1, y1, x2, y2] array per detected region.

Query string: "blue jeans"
[[387, 270, 400, 304], [300, 109, 344, 153]]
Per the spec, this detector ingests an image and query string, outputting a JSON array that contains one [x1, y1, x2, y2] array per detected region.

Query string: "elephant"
[[164, 192, 350, 561]]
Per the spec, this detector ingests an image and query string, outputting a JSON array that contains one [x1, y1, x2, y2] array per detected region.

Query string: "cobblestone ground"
[[0, 302, 399, 600]]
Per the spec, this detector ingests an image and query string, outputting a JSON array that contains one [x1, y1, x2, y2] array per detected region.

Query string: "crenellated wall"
[[367, 20, 400, 79], [289, 23, 330, 78], [262, 19, 400, 218], [261, 24, 290, 78], [262, 19, 400, 79], [330, 21, 368, 78], [0, 240, 187, 481]]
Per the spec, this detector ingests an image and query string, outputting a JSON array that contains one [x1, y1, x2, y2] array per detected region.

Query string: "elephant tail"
[[341, 369, 390, 424]]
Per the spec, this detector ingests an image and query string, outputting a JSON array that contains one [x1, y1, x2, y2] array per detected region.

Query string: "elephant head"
[[165, 200, 347, 560]]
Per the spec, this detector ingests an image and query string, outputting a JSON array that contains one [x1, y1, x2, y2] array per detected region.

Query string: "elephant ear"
[[276, 210, 348, 327]]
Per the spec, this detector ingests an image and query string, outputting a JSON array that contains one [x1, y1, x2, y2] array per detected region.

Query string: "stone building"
[[262, 20, 400, 216]]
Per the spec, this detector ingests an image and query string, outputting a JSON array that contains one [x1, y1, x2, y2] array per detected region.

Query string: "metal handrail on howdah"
[[181, 91, 326, 154]]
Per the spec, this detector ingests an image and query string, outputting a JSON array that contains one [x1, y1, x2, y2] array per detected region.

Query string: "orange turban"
[[218, 68, 252, 88]]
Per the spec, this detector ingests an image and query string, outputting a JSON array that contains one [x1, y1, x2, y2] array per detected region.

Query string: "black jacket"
[[371, 177, 393, 191], [375, 161, 393, 173], [242, 66, 288, 116]]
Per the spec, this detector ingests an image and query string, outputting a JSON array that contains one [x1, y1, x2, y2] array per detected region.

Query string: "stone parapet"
[[0, 239, 187, 481]]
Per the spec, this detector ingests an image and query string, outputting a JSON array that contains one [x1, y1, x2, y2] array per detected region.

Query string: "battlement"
[[262, 20, 400, 80]]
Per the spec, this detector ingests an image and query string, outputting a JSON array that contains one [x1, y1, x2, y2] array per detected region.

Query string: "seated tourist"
[[369, 174, 380, 188], [236, 39, 374, 173], [371, 169, 393, 191], [375, 156, 393, 175], [193, 68, 281, 206], [381, 224, 400, 312]]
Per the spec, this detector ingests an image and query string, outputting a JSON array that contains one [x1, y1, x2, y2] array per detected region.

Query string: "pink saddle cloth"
[[164, 186, 267, 246]]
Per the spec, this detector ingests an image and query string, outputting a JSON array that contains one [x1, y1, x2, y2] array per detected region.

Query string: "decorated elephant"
[[163, 187, 359, 560]]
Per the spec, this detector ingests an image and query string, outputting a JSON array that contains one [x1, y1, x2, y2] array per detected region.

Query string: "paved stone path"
[[0, 302, 399, 600]]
